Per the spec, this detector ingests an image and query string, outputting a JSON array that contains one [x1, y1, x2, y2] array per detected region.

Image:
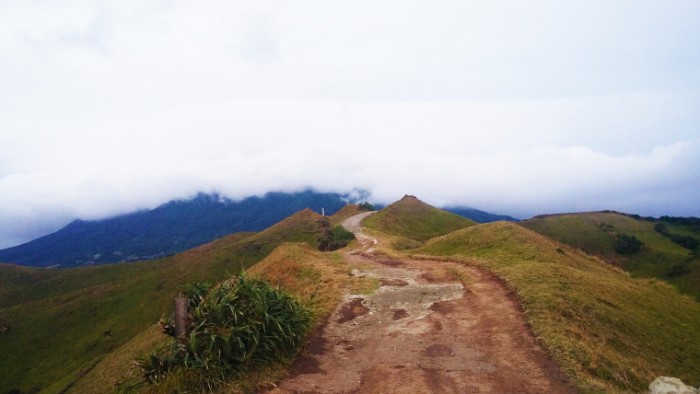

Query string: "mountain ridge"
[[0, 191, 517, 268], [0, 191, 348, 267]]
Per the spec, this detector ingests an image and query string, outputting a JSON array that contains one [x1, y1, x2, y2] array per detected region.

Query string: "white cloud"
[[0, 1, 699, 248]]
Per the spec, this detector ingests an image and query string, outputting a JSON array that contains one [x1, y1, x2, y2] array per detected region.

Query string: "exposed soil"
[[268, 212, 574, 393], [337, 298, 370, 324]]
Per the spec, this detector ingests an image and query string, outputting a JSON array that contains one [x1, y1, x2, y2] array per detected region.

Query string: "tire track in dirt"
[[268, 213, 573, 393]]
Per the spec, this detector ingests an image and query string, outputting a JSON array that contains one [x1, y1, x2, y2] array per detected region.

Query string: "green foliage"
[[659, 215, 700, 227], [358, 202, 375, 211], [139, 273, 313, 391], [614, 234, 643, 255], [655, 222, 699, 251], [317, 220, 355, 251]]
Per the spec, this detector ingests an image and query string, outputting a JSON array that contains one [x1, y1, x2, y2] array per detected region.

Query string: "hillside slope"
[[363, 195, 476, 243], [67, 242, 352, 393], [416, 222, 700, 392], [521, 212, 700, 300], [0, 190, 348, 268], [0, 209, 332, 393]]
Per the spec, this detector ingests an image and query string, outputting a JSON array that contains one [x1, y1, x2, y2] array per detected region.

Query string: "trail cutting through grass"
[[269, 213, 573, 393]]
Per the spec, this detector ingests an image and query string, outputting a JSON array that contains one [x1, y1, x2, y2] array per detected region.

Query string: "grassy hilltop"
[[363, 194, 475, 248], [521, 212, 700, 300]]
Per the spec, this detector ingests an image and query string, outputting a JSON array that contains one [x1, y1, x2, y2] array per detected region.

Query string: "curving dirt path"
[[269, 213, 573, 393]]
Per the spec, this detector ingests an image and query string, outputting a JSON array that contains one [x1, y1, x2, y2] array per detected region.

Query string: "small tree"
[[358, 202, 375, 211], [614, 234, 643, 255]]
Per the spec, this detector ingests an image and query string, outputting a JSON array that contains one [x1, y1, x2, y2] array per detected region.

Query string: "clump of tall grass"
[[138, 273, 313, 391]]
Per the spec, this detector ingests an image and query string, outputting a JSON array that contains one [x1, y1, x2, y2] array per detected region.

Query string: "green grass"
[[139, 274, 314, 392], [521, 212, 700, 300], [0, 209, 331, 393], [415, 222, 700, 393], [363, 195, 475, 243]]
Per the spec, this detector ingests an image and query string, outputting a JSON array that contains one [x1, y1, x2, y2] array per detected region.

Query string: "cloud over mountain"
[[1, 1, 699, 248]]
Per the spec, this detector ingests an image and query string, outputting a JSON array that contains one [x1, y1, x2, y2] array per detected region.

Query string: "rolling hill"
[[414, 222, 700, 392], [0, 208, 336, 393], [2, 196, 699, 393], [0, 190, 514, 269], [363, 194, 476, 244], [521, 211, 700, 300], [352, 198, 700, 392]]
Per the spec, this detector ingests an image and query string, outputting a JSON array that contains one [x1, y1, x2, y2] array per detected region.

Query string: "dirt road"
[[269, 213, 573, 393]]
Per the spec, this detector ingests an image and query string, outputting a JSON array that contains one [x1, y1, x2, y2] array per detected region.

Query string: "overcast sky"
[[1, 1, 699, 248]]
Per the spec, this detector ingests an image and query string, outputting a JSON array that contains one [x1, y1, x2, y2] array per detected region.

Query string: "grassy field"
[[363, 195, 475, 245], [0, 208, 336, 393], [521, 212, 700, 300], [414, 222, 700, 393]]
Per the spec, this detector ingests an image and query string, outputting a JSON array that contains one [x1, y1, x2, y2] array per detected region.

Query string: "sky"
[[1, 1, 699, 249]]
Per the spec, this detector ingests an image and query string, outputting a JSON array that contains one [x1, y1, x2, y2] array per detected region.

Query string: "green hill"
[[521, 212, 700, 300], [415, 222, 700, 393], [363, 195, 476, 245], [0, 209, 331, 393]]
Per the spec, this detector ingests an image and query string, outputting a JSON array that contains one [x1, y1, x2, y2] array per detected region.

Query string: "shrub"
[[139, 273, 313, 391], [318, 221, 355, 251], [654, 223, 670, 236], [358, 202, 375, 211], [614, 234, 643, 255]]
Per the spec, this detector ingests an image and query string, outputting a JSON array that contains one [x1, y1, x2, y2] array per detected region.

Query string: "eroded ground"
[[269, 213, 573, 393]]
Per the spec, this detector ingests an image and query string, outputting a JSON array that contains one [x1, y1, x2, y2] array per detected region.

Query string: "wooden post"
[[174, 297, 187, 340]]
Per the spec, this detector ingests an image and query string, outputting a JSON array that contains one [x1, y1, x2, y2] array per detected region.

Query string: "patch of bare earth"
[[268, 213, 573, 393]]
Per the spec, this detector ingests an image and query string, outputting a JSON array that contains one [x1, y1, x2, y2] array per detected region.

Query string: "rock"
[[649, 377, 698, 394]]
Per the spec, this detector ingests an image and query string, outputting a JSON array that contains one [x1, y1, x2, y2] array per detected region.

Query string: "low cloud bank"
[[1, 100, 698, 249]]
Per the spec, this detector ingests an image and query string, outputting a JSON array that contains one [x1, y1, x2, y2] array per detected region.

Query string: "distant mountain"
[[0, 190, 349, 268], [443, 207, 519, 223]]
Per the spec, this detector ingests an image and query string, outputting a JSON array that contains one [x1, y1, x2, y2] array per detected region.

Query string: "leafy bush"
[[614, 234, 643, 255], [317, 220, 355, 251], [358, 202, 375, 211], [139, 273, 313, 391]]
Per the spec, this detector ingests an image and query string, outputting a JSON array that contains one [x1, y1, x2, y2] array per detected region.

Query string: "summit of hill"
[[363, 195, 476, 243]]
